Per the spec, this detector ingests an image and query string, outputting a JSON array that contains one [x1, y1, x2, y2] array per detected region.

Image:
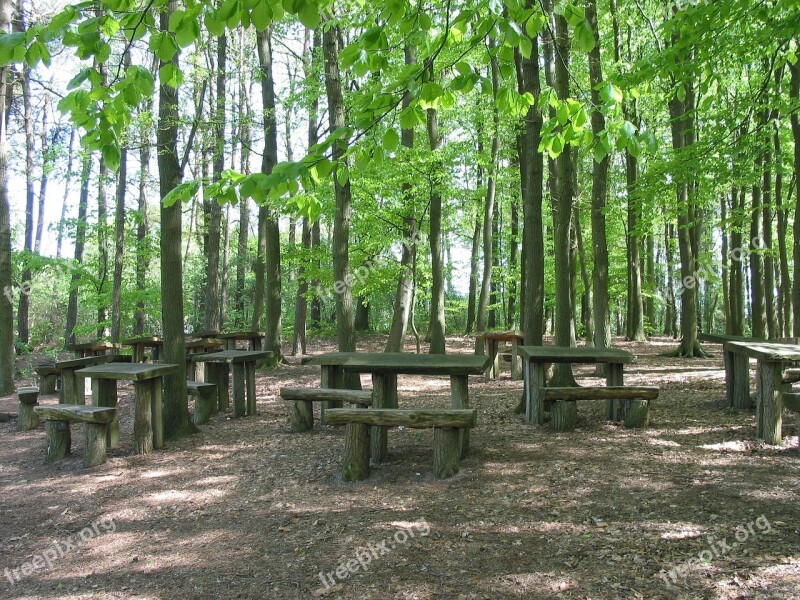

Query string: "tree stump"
[[433, 427, 461, 479], [84, 423, 108, 467], [44, 420, 71, 463], [623, 399, 650, 428], [342, 422, 370, 481], [291, 401, 314, 432], [18, 387, 40, 431], [551, 401, 577, 432]]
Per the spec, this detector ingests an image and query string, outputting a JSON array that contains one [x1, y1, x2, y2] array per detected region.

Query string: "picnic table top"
[[123, 336, 163, 345], [310, 352, 489, 376], [191, 350, 273, 363], [214, 331, 265, 340], [518, 345, 635, 364], [723, 341, 800, 362], [699, 332, 799, 345], [66, 341, 120, 351], [476, 330, 524, 342], [76, 362, 180, 380], [55, 354, 113, 369], [184, 338, 225, 351]]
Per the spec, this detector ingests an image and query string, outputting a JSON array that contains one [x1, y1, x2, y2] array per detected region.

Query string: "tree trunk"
[[0, 0, 13, 394], [774, 103, 792, 337], [475, 52, 501, 355], [507, 196, 519, 329], [750, 165, 766, 339], [720, 193, 730, 333], [255, 28, 282, 364], [550, 11, 577, 385], [110, 139, 127, 344], [574, 202, 593, 344], [96, 56, 110, 339], [386, 46, 417, 353], [323, 24, 357, 383], [789, 60, 800, 337], [488, 191, 500, 329], [465, 199, 481, 334], [17, 64, 34, 346], [56, 129, 75, 259], [157, 0, 192, 439], [426, 72, 446, 355], [34, 97, 50, 255], [65, 155, 91, 346]]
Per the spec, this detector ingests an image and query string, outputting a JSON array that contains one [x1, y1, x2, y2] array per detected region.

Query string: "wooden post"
[[291, 400, 314, 432], [203, 363, 218, 411], [551, 401, 577, 432], [525, 361, 547, 424], [194, 387, 215, 425], [757, 360, 782, 445], [133, 379, 154, 455], [94, 379, 119, 448], [320, 364, 344, 425], [732, 353, 751, 409], [450, 375, 470, 458], [151, 378, 164, 450], [61, 368, 81, 405], [486, 338, 499, 379], [432, 427, 461, 478], [84, 423, 108, 467], [217, 363, 230, 412], [232, 362, 246, 418], [245, 362, 257, 416], [511, 338, 522, 380], [44, 420, 71, 463], [723, 349, 734, 407], [17, 387, 40, 431], [624, 399, 650, 428], [605, 363, 624, 421], [37, 370, 58, 394], [371, 373, 389, 463], [342, 422, 370, 481]]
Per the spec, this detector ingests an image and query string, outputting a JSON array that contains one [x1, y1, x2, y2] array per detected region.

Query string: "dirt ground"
[[1, 335, 799, 600]]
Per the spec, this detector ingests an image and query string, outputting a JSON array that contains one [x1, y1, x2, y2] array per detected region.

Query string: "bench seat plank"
[[325, 408, 477, 429], [544, 386, 659, 401], [280, 387, 373, 406], [34, 404, 117, 424]]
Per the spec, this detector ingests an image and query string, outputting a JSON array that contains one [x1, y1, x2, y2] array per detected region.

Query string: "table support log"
[[433, 427, 461, 478], [450, 375, 470, 458], [757, 360, 782, 445], [94, 379, 119, 448], [246, 363, 257, 416], [342, 422, 370, 481], [525, 361, 547, 424], [605, 363, 624, 421], [134, 380, 154, 455], [511, 339, 522, 380], [232, 363, 246, 418], [370, 373, 389, 463], [732, 353, 751, 409], [45, 420, 70, 463], [84, 423, 108, 467]]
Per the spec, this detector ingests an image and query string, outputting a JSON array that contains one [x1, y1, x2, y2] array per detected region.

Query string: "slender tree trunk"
[[34, 98, 50, 255], [293, 217, 309, 355], [663, 222, 677, 338], [134, 56, 155, 336], [762, 135, 777, 339], [488, 192, 500, 329], [110, 139, 127, 344], [65, 155, 91, 346], [574, 202, 593, 344], [235, 37, 251, 328], [96, 56, 110, 339], [323, 24, 357, 380], [17, 64, 34, 346], [157, 0, 191, 439], [254, 28, 282, 364], [426, 69, 446, 354], [308, 29, 322, 331], [386, 46, 417, 352], [750, 162, 766, 339], [56, 129, 75, 260], [720, 193, 730, 333], [507, 196, 519, 329], [219, 205, 230, 328], [475, 53, 501, 354], [0, 0, 14, 393], [774, 107, 792, 337], [790, 60, 800, 337], [465, 198, 481, 334], [550, 11, 577, 385]]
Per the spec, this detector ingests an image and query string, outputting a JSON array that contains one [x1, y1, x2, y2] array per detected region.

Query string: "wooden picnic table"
[[723, 341, 800, 445], [476, 330, 524, 380], [309, 352, 489, 462], [55, 354, 115, 405], [519, 346, 635, 425], [192, 350, 272, 417], [76, 362, 179, 454], [123, 336, 163, 362], [214, 331, 266, 351], [67, 341, 120, 358]]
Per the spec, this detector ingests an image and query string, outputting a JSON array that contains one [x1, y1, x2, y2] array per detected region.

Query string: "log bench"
[[324, 408, 477, 481], [783, 368, 800, 385], [18, 387, 40, 431], [33, 405, 117, 467], [34, 365, 60, 394], [187, 381, 217, 425], [544, 386, 659, 432], [280, 387, 372, 432]]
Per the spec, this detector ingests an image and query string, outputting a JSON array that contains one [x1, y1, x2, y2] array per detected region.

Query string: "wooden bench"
[[544, 386, 659, 432], [325, 408, 477, 481], [33, 405, 117, 467], [280, 387, 373, 432], [34, 365, 60, 394], [783, 368, 800, 386], [187, 381, 217, 425], [785, 393, 800, 447], [17, 387, 40, 431]]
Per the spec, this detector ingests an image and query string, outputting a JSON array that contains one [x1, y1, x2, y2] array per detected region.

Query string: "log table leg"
[[723, 349, 734, 407], [732, 353, 751, 409], [245, 362, 257, 416], [605, 363, 624, 421], [450, 375, 470, 458], [757, 360, 783, 445], [84, 423, 108, 468], [291, 400, 314, 432], [151, 378, 164, 449], [17, 387, 40, 431], [217, 363, 230, 412], [232, 363, 246, 418], [433, 427, 461, 478], [320, 365, 344, 425], [94, 379, 119, 448], [525, 361, 547, 425], [134, 379, 154, 455], [45, 420, 71, 463], [511, 338, 522, 381], [551, 401, 577, 432], [486, 339, 499, 380], [61, 368, 81, 405], [342, 422, 370, 481], [370, 373, 389, 463]]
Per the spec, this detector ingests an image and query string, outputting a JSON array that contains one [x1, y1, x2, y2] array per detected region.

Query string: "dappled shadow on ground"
[[1, 335, 798, 599]]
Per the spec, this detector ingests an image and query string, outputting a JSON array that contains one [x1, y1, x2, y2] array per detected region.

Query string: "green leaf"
[[175, 16, 199, 47], [621, 120, 637, 139], [575, 21, 595, 52], [101, 144, 121, 171], [382, 128, 400, 152], [593, 143, 607, 164], [150, 32, 179, 62], [556, 102, 569, 126], [518, 35, 532, 58], [205, 12, 226, 37], [163, 181, 201, 208], [298, 2, 321, 29], [159, 64, 184, 88], [251, 0, 273, 31]]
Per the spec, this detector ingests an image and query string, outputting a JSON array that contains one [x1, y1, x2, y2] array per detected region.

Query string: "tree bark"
[[465, 197, 481, 334], [65, 154, 91, 346], [56, 129, 75, 260], [110, 135, 127, 344], [17, 62, 34, 346], [0, 0, 13, 394], [789, 60, 800, 337], [426, 70, 446, 355], [34, 97, 50, 255], [157, 0, 192, 439]]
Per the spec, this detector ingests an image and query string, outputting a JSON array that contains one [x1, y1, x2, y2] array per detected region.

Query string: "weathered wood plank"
[[341, 353, 489, 376], [519, 346, 635, 364], [543, 386, 659, 401], [725, 341, 800, 362], [76, 362, 179, 381], [325, 408, 477, 429], [280, 387, 373, 406], [34, 405, 116, 424]]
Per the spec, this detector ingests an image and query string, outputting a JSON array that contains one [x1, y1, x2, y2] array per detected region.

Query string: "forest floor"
[[1, 335, 799, 600]]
